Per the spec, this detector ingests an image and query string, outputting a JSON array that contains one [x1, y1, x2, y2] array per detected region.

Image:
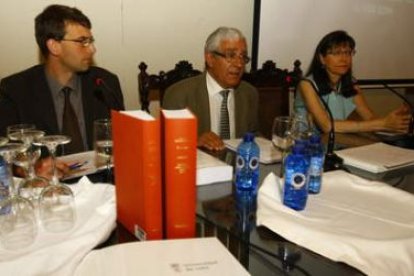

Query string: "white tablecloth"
[[0, 177, 116, 276], [257, 170, 414, 276]]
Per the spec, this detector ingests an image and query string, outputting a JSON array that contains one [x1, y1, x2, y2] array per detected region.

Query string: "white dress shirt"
[[206, 72, 235, 139]]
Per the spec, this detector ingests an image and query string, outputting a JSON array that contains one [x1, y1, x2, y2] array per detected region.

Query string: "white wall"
[[258, 0, 414, 80], [0, 0, 254, 110]]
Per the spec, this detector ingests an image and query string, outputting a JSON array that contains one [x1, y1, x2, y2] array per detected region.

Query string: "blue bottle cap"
[[243, 132, 255, 142], [292, 144, 305, 154], [309, 134, 321, 144]]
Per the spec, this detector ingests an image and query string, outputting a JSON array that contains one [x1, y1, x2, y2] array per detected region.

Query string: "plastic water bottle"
[[235, 132, 260, 192], [283, 144, 309, 211], [308, 135, 325, 194], [0, 156, 11, 215]]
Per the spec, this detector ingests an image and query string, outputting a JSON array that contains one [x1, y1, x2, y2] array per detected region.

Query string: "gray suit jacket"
[[163, 73, 258, 138]]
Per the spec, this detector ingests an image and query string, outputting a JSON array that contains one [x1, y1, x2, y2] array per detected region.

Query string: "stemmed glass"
[[9, 129, 49, 202], [272, 116, 293, 177], [33, 135, 76, 233], [0, 137, 8, 146], [0, 143, 38, 250], [290, 113, 312, 141], [93, 119, 113, 183]]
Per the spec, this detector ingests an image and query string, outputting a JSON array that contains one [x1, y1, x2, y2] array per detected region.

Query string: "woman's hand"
[[34, 156, 70, 180], [382, 104, 412, 133]]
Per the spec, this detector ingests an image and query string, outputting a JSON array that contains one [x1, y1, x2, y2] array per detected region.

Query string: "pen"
[[69, 161, 88, 170]]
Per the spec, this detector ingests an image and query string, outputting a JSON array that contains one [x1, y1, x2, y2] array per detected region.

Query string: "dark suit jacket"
[[162, 73, 258, 138], [0, 65, 124, 150]]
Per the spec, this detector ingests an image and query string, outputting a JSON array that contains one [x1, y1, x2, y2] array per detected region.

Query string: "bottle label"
[[309, 156, 323, 176], [291, 172, 307, 189]]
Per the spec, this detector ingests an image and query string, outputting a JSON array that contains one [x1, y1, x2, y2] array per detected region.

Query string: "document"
[[225, 137, 282, 164], [74, 237, 249, 276], [336, 142, 414, 173], [197, 150, 233, 185]]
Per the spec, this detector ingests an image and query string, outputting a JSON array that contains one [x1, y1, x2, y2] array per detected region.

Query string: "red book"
[[161, 109, 197, 239], [112, 110, 163, 240]]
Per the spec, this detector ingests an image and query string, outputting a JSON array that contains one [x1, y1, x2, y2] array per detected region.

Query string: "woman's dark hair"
[[306, 30, 356, 97], [35, 4, 91, 57]]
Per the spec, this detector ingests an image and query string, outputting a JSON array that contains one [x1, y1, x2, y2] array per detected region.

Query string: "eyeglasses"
[[60, 37, 95, 47], [327, 49, 356, 57], [212, 51, 251, 64]]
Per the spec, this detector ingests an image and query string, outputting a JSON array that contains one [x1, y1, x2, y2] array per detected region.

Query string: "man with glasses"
[[163, 27, 258, 151], [0, 4, 124, 177]]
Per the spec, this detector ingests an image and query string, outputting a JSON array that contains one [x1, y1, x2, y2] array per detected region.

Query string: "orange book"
[[161, 109, 197, 239], [112, 110, 163, 240]]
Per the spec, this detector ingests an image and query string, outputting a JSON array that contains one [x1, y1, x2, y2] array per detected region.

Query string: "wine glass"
[[0, 137, 8, 146], [33, 135, 76, 233], [0, 143, 38, 250], [93, 119, 113, 183], [7, 124, 36, 138], [290, 113, 312, 141], [9, 129, 49, 202], [272, 116, 293, 177]]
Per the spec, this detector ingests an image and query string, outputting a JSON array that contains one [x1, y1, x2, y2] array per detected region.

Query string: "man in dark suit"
[[0, 4, 124, 177], [163, 27, 258, 151]]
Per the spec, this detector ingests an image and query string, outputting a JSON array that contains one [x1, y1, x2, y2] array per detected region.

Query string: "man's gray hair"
[[204, 27, 246, 52]]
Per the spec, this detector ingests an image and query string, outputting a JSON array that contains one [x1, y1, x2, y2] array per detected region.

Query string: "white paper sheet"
[[336, 142, 414, 173], [74, 237, 249, 276], [225, 137, 282, 164], [196, 150, 233, 185]]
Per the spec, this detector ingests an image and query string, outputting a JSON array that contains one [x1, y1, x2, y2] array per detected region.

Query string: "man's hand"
[[198, 131, 226, 151], [34, 156, 70, 180]]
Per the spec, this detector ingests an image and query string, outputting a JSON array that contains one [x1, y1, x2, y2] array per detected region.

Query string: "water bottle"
[[235, 132, 260, 192], [0, 156, 11, 215], [283, 144, 309, 211], [308, 135, 324, 194]]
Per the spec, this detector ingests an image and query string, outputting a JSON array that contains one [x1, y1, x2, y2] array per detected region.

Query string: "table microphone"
[[378, 84, 414, 149], [317, 94, 344, 171], [307, 80, 344, 171], [94, 77, 124, 111]]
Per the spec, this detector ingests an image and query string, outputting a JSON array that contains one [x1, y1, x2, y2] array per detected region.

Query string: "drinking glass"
[[0, 137, 8, 146], [9, 129, 49, 202], [93, 119, 113, 183], [7, 124, 36, 138], [272, 116, 293, 176], [33, 135, 76, 233], [290, 113, 312, 141], [0, 143, 38, 250]]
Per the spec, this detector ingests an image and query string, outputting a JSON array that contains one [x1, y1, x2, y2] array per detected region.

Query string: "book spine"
[[163, 114, 197, 239], [112, 111, 163, 240]]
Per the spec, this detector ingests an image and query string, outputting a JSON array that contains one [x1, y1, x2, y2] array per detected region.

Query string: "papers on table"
[[225, 137, 282, 164], [197, 150, 233, 185], [257, 170, 414, 276], [74, 237, 249, 276], [59, 151, 111, 180], [336, 142, 414, 173]]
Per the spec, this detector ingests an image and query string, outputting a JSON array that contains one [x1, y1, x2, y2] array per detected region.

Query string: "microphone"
[[94, 77, 124, 111], [306, 80, 343, 171], [376, 83, 414, 149], [316, 93, 344, 171]]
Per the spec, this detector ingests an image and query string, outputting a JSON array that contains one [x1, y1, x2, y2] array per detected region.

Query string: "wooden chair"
[[138, 61, 201, 112], [243, 60, 302, 139]]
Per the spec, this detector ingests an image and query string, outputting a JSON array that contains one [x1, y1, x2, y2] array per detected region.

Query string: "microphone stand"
[[317, 94, 344, 171], [379, 84, 414, 149]]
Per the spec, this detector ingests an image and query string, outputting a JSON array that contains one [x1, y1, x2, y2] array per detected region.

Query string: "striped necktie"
[[61, 86, 84, 154], [219, 89, 230, 139]]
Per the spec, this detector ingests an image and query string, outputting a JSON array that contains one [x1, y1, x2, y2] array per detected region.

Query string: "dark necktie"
[[219, 90, 230, 139], [62, 86, 84, 154]]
